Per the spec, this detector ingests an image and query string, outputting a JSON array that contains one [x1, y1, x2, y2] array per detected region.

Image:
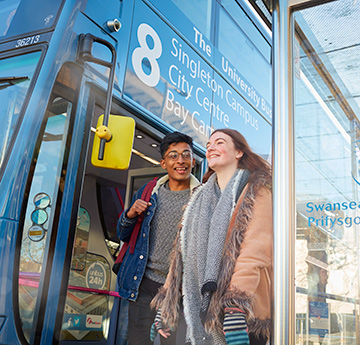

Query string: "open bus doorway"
[[59, 97, 203, 343]]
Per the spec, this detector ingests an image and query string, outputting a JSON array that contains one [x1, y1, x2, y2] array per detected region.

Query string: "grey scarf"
[[181, 169, 250, 344]]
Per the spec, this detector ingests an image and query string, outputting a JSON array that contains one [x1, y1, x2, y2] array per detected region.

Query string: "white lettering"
[[132, 23, 162, 87], [165, 90, 190, 125], [193, 27, 212, 57]]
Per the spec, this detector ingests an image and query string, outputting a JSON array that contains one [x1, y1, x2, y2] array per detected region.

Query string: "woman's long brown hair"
[[202, 128, 271, 183]]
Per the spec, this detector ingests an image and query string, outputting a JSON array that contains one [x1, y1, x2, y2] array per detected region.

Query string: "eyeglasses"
[[163, 150, 192, 161]]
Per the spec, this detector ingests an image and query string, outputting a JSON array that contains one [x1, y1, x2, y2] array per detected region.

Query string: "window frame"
[[0, 44, 47, 181]]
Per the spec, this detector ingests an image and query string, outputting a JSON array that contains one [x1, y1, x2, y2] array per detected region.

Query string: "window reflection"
[[170, 0, 212, 39], [216, 3, 271, 103], [0, 51, 41, 170], [218, 0, 271, 63], [294, 3, 360, 344]]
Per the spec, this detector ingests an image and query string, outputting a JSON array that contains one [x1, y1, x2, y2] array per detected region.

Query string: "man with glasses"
[[117, 131, 200, 345]]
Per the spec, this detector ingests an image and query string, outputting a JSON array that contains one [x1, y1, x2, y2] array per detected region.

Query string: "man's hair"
[[160, 131, 194, 157]]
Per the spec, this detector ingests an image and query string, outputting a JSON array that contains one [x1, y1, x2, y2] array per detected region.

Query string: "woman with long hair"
[[151, 129, 273, 345]]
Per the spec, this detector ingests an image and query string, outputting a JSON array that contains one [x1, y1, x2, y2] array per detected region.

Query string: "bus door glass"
[[16, 63, 82, 343], [0, 50, 42, 171]]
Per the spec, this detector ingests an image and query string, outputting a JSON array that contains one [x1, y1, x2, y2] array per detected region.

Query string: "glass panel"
[[216, 3, 271, 104], [60, 253, 111, 341], [18, 97, 71, 342], [97, 180, 126, 256], [71, 208, 90, 271], [0, 51, 41, 170], [0, 0, 63, 40], [218, 0, 271, 62], [294, 1, 360, 344], [167, 0, 212, 39]]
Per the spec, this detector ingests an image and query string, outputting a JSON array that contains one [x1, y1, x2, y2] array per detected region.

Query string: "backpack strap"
[[128, 177, 158, 253], [113, 177, 158, 272]]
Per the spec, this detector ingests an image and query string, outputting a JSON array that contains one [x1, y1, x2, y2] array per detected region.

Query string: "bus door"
[[13, 51, 135, 345], [14, 61, 94, 345]]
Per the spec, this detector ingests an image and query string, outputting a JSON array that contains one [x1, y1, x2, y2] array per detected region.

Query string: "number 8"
[[132, 23, 162, 87]]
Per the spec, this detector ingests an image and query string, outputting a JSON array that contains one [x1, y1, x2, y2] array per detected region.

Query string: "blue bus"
[[0, 0, 272, 344]]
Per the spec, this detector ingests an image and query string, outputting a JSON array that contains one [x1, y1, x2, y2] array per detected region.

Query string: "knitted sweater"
[[145, 184, 190, 284]]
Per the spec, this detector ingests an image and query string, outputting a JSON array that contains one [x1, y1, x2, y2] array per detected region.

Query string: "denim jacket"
[[116, 174, 200, 301]]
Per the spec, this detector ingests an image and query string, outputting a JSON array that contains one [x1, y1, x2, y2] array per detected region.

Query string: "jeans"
[[128, 277, 185, 345]]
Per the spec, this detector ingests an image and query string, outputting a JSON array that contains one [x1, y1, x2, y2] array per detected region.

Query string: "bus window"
[[217, 0, 271, 63], [149, 0, 214, 41], [96, 178, 127, 257], [0, 0, 63, 41], [0, 51, 41, 171], [216, 2, 271, 103], [169, 0, 213, 39]]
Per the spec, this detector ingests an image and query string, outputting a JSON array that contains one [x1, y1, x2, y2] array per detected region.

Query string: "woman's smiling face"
[[206, 131, 243, 173]]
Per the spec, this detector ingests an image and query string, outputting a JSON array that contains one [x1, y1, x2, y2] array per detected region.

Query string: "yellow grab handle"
[[96, 125, 112, 141]]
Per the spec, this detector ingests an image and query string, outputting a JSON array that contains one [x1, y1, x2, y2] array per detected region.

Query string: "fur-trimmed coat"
[[151, 170, 273, 341]]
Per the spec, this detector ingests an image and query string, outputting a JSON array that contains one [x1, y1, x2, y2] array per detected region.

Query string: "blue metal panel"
[[79, 0, 135, 98], [72, 12, 117, 79], [84, 0, 121, 33]]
